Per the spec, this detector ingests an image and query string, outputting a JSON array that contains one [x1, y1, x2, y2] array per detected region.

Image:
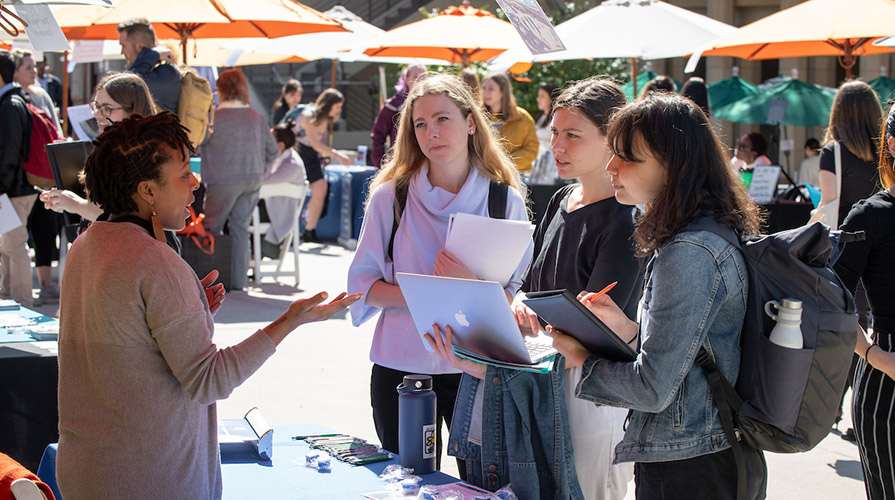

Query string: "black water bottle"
[[397, 374, 436, 474]]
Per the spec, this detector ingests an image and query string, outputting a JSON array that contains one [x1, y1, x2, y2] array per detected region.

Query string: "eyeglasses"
[[90, 102, 126, 116]]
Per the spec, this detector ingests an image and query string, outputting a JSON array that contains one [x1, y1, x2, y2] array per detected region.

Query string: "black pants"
[[27, 200, 61, 268], [370, 364, 461, 470], [634, 445, 767, 500]]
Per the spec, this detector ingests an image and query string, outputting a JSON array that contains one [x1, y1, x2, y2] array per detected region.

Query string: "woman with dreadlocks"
[[55, 112, 361, 500]]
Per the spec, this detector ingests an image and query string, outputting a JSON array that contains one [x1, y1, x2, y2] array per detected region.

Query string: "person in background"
[[201, 69, 278, 292], [116, 18, 181, 113], [481, 72, 539, 172], [41, 72, 159, 223], [0, 49, 36, 308], [817, 80, 881, 443], [552, 94, 766, 499], [36, 58, 63, 110], [799, 138, 821, 187], [347, 73, 531, 473], [834, 102, 895, 500], [638, 75, 676, 99], [55, 112, 360, 499], [12, 49, 63, 305], [680, 76, 711, 118], [818, 80, 881, 225], [733, 132, 772, 171], [529, 83, 558, 184], [261, 118, 307, 259], [459, 67, 481, 105], [271, 79, 302, 126], [295, 88, 352, 243], [370, 64, 425, 168]]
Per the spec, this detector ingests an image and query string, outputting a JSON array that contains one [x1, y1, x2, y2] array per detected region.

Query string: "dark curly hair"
[[273, 119, 297, 149], [82, 112, 194, 215], [608, 94, 762, 256]]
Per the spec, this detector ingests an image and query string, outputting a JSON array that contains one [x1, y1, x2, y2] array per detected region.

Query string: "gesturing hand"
[[200, 270, 225, 316]]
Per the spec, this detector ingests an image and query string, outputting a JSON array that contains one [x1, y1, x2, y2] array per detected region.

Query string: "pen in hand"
[[588, 281, 618, 303]]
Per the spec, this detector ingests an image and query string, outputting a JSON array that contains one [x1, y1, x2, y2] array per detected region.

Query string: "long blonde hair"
[[368, 73, 525, 207]]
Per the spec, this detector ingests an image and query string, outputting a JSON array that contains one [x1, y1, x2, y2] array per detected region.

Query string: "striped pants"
[[854, 331, 895, 500]]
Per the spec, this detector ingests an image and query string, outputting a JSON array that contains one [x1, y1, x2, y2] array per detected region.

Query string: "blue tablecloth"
[[0, 303, 59, 343], [222, 423, 459, 499]]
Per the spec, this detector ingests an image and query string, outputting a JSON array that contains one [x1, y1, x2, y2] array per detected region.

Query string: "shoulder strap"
[[387, 183, 409, 262], [695, 346, 747, 500], [387, 180, 508, 262]]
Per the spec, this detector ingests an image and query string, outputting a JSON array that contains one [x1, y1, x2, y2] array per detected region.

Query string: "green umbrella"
[[621, 71, 684, 101], [707, 76, 761, 111], [713, 78, 835, 127], [868, 76, 895, 107]]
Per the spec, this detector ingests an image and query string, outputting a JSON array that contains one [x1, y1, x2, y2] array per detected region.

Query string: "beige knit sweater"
[[56, 222, 276, 500]]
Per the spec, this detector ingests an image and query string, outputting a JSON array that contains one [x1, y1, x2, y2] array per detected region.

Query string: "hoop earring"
[[150, 203, 166, 243]]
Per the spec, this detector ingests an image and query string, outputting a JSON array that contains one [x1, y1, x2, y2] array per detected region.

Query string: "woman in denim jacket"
[[552, 94, 768, 499]]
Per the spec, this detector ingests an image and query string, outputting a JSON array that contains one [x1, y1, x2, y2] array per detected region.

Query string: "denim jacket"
[[575, 227, 748, 463], [448, 358, 584, 500]]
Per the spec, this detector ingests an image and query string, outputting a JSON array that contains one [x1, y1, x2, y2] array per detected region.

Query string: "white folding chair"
[[251, 181, 309, 286]]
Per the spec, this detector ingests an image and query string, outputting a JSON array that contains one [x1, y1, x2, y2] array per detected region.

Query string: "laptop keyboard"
[[524, 336, 557, 361]]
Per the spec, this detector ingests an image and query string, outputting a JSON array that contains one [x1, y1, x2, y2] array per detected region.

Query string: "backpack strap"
[[695, 346, 747, 500], [387, 180, 507, 262], [387, 182, 409, 262]]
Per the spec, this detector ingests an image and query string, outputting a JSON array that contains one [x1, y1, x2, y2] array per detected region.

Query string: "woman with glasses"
[[40, 72, 158, 222]]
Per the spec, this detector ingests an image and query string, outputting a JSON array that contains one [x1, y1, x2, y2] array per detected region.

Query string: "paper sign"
[[16, 4, 71, 53], [496, 0, 565, 55], [780, 139, 794, 153], [0, 194, 23, 235], [767, 98, 787, 124], [748, 165, 782, 203], [68, 104, 100, 141], [72, 40, 106, 63]]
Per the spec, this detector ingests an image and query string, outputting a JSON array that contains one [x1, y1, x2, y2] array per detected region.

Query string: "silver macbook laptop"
[[396, 272, 555, 365]]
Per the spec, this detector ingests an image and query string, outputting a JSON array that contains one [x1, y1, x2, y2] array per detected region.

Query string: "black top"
[[834, 190, 895, 333], [819, 141, 880, 224], [521, 184, 644, 321]]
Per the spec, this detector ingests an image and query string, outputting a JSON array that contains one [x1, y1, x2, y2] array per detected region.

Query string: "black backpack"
[[387, 181, 508, 262], [689, 220, 862, 500]]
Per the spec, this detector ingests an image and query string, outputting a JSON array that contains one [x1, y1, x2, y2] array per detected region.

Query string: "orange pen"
[[588, 281, 618, 303]]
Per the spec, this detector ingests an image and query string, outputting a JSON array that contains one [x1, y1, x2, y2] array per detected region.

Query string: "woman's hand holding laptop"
[[424, 323, 488, 380]]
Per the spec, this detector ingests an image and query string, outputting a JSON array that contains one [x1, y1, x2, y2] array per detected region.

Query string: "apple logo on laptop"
[[454, 310, 470, 328]]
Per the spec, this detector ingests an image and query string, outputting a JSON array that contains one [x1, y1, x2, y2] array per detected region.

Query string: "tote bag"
[[807, 142, 841, 228]]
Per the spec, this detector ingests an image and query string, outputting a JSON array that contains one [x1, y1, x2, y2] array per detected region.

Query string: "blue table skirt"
[[221, 423, 459, 498]]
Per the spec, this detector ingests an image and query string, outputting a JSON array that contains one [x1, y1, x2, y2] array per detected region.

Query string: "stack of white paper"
[[444, 213, 534, 285]]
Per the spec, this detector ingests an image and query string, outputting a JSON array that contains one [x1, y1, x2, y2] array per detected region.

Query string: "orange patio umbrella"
[[360, 0, 523, 67], [54, 0, 346, 64], [701, 0, 895, 79]]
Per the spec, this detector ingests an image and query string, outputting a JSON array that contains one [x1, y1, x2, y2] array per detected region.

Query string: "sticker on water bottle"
[[423, 424, 436, 459]]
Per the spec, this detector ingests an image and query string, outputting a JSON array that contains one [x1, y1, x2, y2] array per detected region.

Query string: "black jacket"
[[128, 47, 182, 113], [0, 86, 34, 197]]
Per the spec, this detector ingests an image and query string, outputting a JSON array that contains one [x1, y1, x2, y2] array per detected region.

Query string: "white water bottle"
[[765, 298, 804, 349]]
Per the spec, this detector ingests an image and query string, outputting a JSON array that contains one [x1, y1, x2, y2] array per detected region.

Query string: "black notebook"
[[522, 289, 637, 362]]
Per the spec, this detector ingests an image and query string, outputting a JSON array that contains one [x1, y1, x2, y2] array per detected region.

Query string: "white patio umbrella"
[[488, 0, 736, 95], [225, 6, 443, 66]]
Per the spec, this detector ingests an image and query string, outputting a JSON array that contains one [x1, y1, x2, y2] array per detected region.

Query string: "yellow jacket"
[[490, 106, 539, 172]]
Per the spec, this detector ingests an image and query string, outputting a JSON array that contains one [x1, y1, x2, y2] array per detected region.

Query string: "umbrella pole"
[[631, 58, 639, 98], [61, 51, 69, 134], [331, 59, 337, 89], [180, 33, 189, 66]]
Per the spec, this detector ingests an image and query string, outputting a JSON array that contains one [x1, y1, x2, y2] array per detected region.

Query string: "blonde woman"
[[347, 73, 532, 469], [481, 72, 539, 173]]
